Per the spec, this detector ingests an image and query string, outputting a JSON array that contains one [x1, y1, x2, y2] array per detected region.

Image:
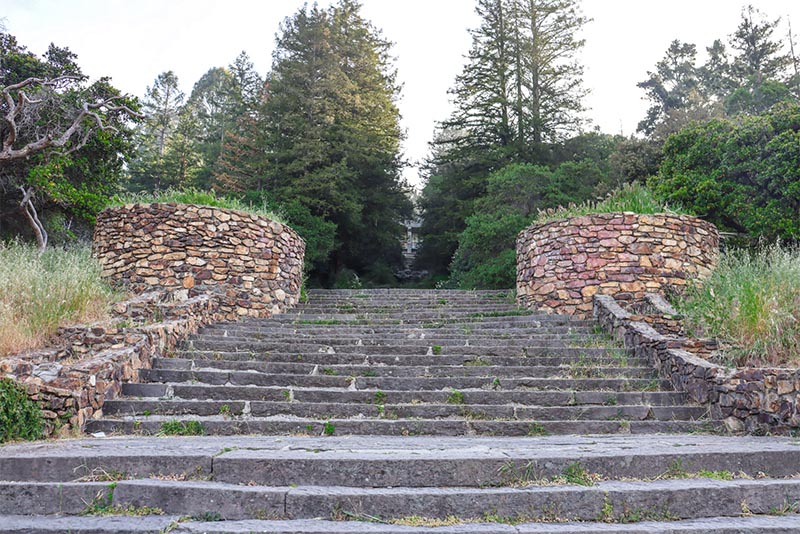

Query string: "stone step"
[[138, 368, 668, 391], [102, 398, 705, 421], [151, 359, 656, 379], [85, 415, 717, 436], [122, 383, 689, 406], [2, 435, 795, 486], [0, 515, 181, 533], [35, 516, 795, 534], [264, 314, 573, 325], [188, 334, 603, 346], [198, 325, 600, 337], [182, 341, 606, 354], [292, 302, 521, 310], [1, 477, 796, 521], [174, 348, 634, 366]]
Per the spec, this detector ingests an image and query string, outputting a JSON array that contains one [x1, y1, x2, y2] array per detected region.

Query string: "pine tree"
[[259, 0, 411, 277], [128, 71, 185, 191], [417, 0, 589, 275]]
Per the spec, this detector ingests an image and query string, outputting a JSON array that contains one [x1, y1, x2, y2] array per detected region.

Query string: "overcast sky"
[[4, 0, 800, 186]]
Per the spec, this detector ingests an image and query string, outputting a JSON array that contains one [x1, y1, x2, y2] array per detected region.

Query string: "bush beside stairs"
[[1, 289, 800, 532]]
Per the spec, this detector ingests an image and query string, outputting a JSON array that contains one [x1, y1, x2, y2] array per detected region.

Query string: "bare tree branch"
[[0, 76, 142, 162]]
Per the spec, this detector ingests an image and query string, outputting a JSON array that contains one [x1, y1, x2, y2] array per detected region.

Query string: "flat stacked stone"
[[516, 212, 719, 317], [93, 203, 305, 320]]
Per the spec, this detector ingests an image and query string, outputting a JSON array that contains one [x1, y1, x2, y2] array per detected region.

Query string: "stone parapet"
[[594, 294, 800, 434], [93, 203, 305, 321], [1, 292, 218, 437], [516, 213, 719, 317], [2, 204, 306, 437]]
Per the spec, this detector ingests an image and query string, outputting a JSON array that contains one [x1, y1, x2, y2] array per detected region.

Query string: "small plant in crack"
[[446, 389, 465, 405]]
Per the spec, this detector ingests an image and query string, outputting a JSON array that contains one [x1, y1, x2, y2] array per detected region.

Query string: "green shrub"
[[108, 188, 286, 224], [0, 379, 44, 443], [532, 182, 689, 225], [677, 243, 800, 367]]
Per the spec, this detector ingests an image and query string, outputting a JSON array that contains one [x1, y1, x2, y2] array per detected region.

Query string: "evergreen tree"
[[258, 0, 411, 278], [128, 71, 185, 190], [417, 0, 589, 276]]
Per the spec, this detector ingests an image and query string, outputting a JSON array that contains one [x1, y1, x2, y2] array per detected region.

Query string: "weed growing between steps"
[[159, 420, 205, 436], [0, 378, 44, 443], [494, 459, 766, 489], [81, 482, 165, 517]]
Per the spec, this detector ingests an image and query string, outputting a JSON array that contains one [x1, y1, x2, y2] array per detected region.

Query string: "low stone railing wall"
[[2, 204, 307, 437], [1, 291, 218, 437], [93, 203, 305, 321], [516, 213, 719, 317], [594, 294, 800, 434]]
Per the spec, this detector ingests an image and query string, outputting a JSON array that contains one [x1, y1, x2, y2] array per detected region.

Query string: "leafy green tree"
[[724, 6, 795, 115], [0, 33, 138, 249], [652, 101, 800, 241], [637, 40, 711, 136]]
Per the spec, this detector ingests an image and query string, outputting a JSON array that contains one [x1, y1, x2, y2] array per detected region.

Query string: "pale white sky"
[[4, 1, 800, 187]]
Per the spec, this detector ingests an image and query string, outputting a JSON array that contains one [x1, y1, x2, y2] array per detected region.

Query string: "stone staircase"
[[2, 289, 800, 532]]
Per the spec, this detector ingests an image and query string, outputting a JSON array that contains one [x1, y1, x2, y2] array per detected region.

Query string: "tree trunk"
[[18, 187, 47, 252]]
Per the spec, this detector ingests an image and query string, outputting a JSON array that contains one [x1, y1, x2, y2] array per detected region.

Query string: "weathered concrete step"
[[160, 516, 800, 534], [139, 369, 668, 391], [2, 435, 796, 485], [293, 303, 521, 311], [288, 310, 535, 320], [152, 359, 656, 379], [183, 341, 610, 354], [202, 321, 595, 333], [0, 515, 180, 533], [188, 335, 603, 347], [102, 399, 704, 422], [86, 416, 717, 436], [175, 348, 633, 366], [2, 478, 796, 521], [122, 383, 689, 406], [265, 315, 580, 326], [197, 326, 599, 338]]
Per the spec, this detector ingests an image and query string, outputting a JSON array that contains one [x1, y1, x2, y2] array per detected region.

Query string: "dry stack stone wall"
[[516, 213, 719, 317], [93, 203, 305, 320]]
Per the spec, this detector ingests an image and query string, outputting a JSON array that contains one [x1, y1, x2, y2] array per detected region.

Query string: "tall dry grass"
[[0, 241, 119, 357], [677, 243, 800, 367]]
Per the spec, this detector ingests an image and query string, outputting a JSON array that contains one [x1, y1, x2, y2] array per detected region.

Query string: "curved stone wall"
[[93, 203, 305, 320], [516, 213, 719, 317]]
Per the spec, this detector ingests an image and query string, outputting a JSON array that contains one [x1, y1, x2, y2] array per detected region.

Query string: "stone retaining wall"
[[1, 292, 218, 437], [2, 204, 307, 437], [93, 203, 305, 321], [594, 294, 800, 434], [516, 213, 719, 317]]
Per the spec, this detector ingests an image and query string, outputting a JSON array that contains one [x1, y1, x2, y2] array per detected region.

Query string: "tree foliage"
[[417, 0, 590, 276], [0, 32, 138, 249], [254, 0, 412, 278], [638, 5, 797, 136], [652, 101, 800, 241]]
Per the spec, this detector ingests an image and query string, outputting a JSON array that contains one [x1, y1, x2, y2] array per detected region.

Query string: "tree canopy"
[[0, 32, 139, 249]]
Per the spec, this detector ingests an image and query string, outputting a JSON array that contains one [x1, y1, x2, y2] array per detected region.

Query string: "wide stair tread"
[[5, 289, 758, 532]]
